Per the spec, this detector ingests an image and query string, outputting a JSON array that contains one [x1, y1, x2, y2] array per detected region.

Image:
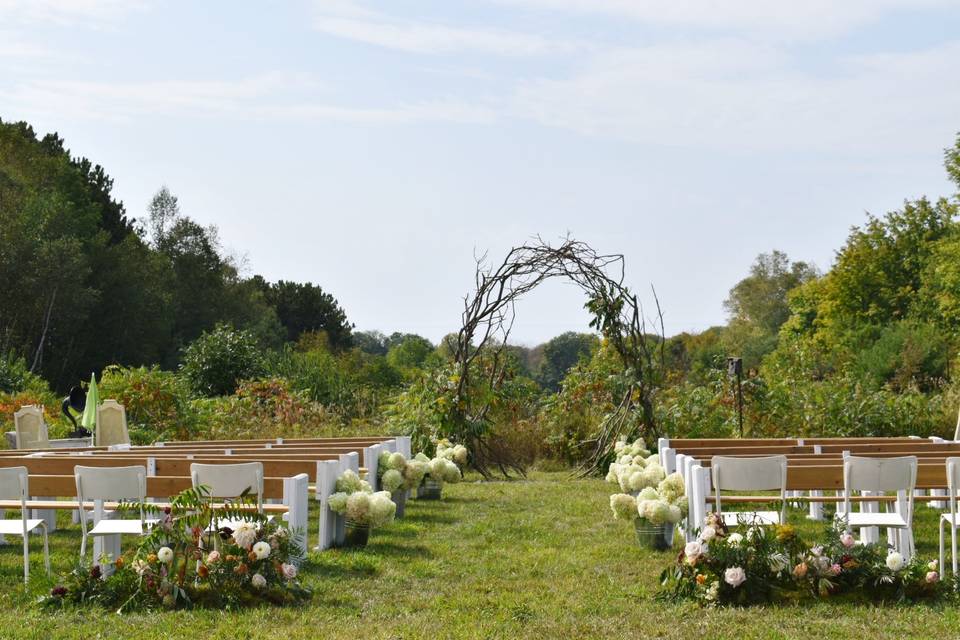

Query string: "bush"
[[99, 365, 197, 443], [180, 325, 265, 397]]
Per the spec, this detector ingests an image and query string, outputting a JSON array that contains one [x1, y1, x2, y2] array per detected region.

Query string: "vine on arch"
[[449, 236, 664, 478]]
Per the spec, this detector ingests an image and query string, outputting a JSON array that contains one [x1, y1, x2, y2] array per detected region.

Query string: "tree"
[[722, 250, 818, 368], [258, 279, 352, 349], [536, 332, 599, 391], [386, 334, 434, 372], [352, 330, 389, 356]]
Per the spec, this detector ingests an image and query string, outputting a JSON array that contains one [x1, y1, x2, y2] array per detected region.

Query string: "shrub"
[[180, 324, 265, 397], [99, 365, 197, 443]]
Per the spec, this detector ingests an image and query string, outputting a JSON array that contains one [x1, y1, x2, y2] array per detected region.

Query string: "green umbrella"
[[80, 372, 99, 431]]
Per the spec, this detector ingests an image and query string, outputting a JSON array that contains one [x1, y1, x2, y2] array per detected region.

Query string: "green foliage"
[[180, 325, 266, 397], [98, 365, 197, 443], [660, 519, 949, 606], [386, 334, 435, 373], [535, 331, 599, 391], [43, 486, 308, 611], [257, 278, 353, 349], [0, 354, 42, 394]]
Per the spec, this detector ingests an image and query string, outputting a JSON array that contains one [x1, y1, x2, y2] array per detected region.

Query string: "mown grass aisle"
[[2, 472, 960, 639]]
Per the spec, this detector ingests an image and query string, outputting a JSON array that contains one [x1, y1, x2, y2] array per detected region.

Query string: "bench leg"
[[31, 496, 57, 534], [807, 491, 824, 521]]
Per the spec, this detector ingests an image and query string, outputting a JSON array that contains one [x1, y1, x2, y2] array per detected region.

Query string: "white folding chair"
[[939, 457, 960, 574], [711, 455, 787, 527], [95, 400, 130, 447], [838, 456, 916, 558], [75, 465, 150, 560], [13, 405, 49, 449], [0, 467, 50, 582], [190, 462, 264, 531]]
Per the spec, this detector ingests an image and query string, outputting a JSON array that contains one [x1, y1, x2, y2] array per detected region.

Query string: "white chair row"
[[14, 401, 130, 449], [3, 462, 266, 581], [695, 455, 920, 559]]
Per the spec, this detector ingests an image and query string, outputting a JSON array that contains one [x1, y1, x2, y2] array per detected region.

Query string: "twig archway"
[[450, 236, 664, 477]]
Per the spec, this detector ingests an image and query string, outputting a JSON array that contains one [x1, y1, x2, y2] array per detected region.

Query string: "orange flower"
[[248, 551, 258, 562], [234, 563, 248, 575], [792, 562, 808, 578], [147, 554, 157, 564], [696, 574, 707, 585], [115, 557, 125, 568], [843, 559, 859, 570], [225, 555, 237, 562], [197, 564, 209, 578]]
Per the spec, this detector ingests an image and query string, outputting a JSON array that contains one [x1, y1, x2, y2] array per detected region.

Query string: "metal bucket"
[[342, 520, 370, 548], [634, 518, 672, 551], [417, 478, 442, 500], [393, 489, 408, 518]]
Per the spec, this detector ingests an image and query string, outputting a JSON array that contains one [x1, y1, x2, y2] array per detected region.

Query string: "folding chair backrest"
[[191, 462, 263, 510], [712, 455, 787, 491], [711, 455, 787, 521], [842, 455, 917, 529], [13, 406, 48, 449], [75, 465, 147, 502], [843, 456, 917, 493], [95, 400, 130, 447], [0, 466, 28, 503]]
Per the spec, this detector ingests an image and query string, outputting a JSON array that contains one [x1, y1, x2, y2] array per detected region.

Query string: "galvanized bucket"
[[634, 518, 673, 551], [393, 489, 408, 518], [417, 477, 442, 500], [342, 520, 370, 548]]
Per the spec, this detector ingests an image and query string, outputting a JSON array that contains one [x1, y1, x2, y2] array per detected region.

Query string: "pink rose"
[[206, 550, 221, 563], [840, 532, 855, 548], [926, 571, 939, 583], [281, 563, 298, 580], [829, 563, 841, 576]]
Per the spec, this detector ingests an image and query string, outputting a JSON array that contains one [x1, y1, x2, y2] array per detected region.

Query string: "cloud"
[[0, 0, 148, 27], [0, 72, 495, 125], [509, 38, 960, 152], [490, 0, 956, 41], [312, 1, 580, 55]]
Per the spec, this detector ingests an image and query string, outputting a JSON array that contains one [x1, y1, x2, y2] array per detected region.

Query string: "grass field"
[[1, 471, 959, 639]]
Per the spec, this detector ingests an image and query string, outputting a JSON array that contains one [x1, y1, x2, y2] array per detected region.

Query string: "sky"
[[2, 0, 959, 345]]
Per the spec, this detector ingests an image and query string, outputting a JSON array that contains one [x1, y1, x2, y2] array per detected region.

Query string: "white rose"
[[281, 562, 298, 580], [727, 533, 744, 547], [252, 541, 271, 560], [684, 541, 703, 560], [886, 552, 905, 571], [251, 573, 266, 588], [699, 526, 716, 542], [724, 566, 746, 588], [157, 547, 174, 564]]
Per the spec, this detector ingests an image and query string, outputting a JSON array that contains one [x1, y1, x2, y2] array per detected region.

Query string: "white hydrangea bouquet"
[[377, 450, 421, 517], [413, 451, 462, 499], [605, 438, 669, 494], [608, 448, 687, 551], [328, 469, 397, 546], [436, 439, 469, 469]]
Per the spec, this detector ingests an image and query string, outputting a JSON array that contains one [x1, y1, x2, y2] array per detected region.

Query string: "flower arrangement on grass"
[[412, 451, 461, 499], [659, 515, 949, 606], [605, 439, 667, 494], [43, 486, 309, 612], [328, 469, 397, 534], [609, 470, 686, 549], [377, 450, 410, 493], [436, 438, 469, 469]]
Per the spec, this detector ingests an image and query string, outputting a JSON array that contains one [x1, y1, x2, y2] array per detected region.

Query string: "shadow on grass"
[[402, 512, 457, 525], [365, 542, 434, 560]]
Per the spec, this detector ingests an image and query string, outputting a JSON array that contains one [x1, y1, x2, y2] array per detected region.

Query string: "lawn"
[[1, 471, 959, 639]]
